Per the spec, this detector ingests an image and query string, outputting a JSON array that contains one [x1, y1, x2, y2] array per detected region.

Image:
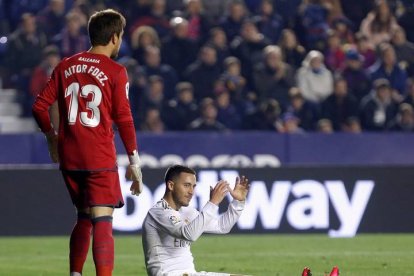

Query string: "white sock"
[[70, 273, 81, 276]]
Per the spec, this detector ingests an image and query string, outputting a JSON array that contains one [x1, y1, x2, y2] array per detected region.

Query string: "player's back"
[[56, 52, 131, 170]]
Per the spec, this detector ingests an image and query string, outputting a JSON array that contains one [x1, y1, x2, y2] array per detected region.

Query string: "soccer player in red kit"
[[32, 9, 143, 276]]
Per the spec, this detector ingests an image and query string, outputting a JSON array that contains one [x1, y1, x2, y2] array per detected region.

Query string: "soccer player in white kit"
[[142, 165, 250, 276]]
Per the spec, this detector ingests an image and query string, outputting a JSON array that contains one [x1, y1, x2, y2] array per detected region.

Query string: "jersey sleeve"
[[150, 202, 218, 242], [112, 67, 138, 155], [32, 66, 59, 133], [203, 200, 245, 234]]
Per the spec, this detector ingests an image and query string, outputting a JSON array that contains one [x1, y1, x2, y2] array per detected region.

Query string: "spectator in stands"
[[5, 13, 48, 115], [183, 0, 211, 45], [214, 84, 242, 129], [118, 57, 147, 127], [340, 48, 372, 102], [184, 44, 222, 101], [403, 78, 414, 108], [369, 42, 407, 97], [207, 27, 231, 68], [230, 19, 270, 87], [321, 76, 359, 131], [140, 106, 166, 133], [220, 56, 247, 102], [252, 0, 284, 44], [163, 82, 199, 130], [129, 0, 170, 41], [29, 45, 60, 97], [201, 0, 231, 25], [387, 103, 414, 132], [52, 11, 88, 58], [297, 50, 333, 103], [130, 26, 161, 65], [359, 78, 399, 131], [189, 97, 227, 131], [278, 29, 306, 70], [243, 99, 283, 131], [280, 112, 304, 134], [360, 0, 401, 47], [162, 17, 198, 79], [317, 118, 334, 133], [391, 26, 414, 76], [343, 116, 362, 133], [397, 1, 414, 43], [253, 45, 295, 109], [298, 0, 330, 50], [324, 29, 346, 71], [355, 32, 377, 69], [331, 17, 355, 45], [140, 75, 167, 122], [37, 0, 66, 40], [219, 0, 248, 42], [142, 46, 178, 100], [5, 13, 48, 76], [285, 87, 319, 131]]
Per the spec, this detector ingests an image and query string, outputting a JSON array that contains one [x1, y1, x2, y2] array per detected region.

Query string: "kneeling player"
[[142, 165, 250, 276]]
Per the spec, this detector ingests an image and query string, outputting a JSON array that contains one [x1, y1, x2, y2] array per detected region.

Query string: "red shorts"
[[62, 170, 124, 209]]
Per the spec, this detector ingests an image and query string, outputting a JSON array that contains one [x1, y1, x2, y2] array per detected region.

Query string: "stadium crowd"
[[1, 0, 414, 133]]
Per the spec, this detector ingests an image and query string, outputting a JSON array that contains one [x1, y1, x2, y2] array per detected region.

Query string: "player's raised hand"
[[229, 175, 249, 201], [45, 130, 59, 163], [210, 180, 230, 205], [126, 164, 143, 196]]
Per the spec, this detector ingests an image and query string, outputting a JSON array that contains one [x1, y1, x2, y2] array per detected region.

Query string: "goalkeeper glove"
[[125, 150, 143, 196]]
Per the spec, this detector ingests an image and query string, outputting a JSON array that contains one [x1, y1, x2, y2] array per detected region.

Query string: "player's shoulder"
[[152, 199, 174, 211]]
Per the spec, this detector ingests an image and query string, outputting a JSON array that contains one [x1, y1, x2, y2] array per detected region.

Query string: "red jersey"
[[33, 52, 137, 171]]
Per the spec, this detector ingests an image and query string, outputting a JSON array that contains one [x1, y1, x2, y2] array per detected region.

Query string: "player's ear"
[[167, 180, 174, 191], [111, 33, 117, 45]]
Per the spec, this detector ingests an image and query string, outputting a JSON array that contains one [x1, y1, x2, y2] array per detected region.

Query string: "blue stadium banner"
[[2, 132, 414, 166], [1, 167, 413, 236]]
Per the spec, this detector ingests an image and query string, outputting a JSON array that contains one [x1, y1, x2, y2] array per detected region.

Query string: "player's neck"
[[163, 196, 180, 211], [88, 46, 112, 58]]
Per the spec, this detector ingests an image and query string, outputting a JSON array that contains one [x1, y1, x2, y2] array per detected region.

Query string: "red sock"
[[69, 213, 92, 274], [92, 216, 114, 276]]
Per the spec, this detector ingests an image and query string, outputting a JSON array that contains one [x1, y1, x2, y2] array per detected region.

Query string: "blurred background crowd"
[[1, 0, 414, 134]]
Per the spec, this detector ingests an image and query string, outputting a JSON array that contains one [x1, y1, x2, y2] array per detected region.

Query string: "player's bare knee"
[[90, 206, 114, 219]]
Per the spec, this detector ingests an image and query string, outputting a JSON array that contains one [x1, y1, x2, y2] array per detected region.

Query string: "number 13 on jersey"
[[65, 82, 102, 127]]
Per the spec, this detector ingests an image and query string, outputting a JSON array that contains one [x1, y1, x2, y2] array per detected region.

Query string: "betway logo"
[[118, 154, 281, 168], [113, 169, 374, 237]]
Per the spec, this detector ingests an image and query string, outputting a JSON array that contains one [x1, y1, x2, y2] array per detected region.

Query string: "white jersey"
[[142, 199, 245, 276]]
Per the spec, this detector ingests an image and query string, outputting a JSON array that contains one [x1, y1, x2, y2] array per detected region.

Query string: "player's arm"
[[204, 176, 250, 234], [112, 67, 143, 196], [150, 203, 218, 242], [32, 67, 60, 163]]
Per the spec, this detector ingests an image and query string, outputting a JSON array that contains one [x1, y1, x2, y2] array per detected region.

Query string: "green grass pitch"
[[0, 234, 413, 275]]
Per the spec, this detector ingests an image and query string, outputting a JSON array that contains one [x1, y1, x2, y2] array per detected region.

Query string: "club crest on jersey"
[[169, 215, 181, 225]]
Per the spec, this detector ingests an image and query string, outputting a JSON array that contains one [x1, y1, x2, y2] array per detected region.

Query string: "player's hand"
[[229, 175, 249, 201], [126, 164, 143, 196], [210, 180, 230, 205], [45, 130, 59, 163]]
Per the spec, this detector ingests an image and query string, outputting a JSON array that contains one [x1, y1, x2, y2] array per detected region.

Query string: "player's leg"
[[87, 171, 124, 276], [91, 206, 115, 276], [69, 208, 92, 276], [62, 171, 93, 276]]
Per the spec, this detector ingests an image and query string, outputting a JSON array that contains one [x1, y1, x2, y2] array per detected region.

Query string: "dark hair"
[[88, 9, 126, 46], [164, 165, 196, 183]]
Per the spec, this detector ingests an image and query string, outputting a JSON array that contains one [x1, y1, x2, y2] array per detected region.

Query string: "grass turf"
[[0, 234, 413, 276]]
